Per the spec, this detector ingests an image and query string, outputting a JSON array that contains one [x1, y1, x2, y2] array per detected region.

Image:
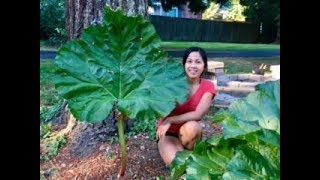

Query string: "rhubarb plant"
[[171, 80, 280, 179], [53, 6, 188, 177]]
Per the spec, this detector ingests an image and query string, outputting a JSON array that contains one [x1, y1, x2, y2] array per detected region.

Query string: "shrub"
[[40, 0, 67, 46]]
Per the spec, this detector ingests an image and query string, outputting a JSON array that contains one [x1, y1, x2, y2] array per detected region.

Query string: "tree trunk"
[[66, 0, 148, 40], [275, 26, 280, 44]]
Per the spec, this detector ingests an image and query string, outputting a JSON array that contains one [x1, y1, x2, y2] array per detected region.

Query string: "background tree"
[[202, 1, 221, 20], [161, 0, 279, 43], [203, 0, 246, 22], [66, 0, 149, 40], [40, 0, 66, 45], [223, 0, 246, 22], [239, 0, 280, 43]]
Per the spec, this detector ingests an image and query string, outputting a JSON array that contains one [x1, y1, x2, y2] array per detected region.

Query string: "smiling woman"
[[156, 47, 217, 166]]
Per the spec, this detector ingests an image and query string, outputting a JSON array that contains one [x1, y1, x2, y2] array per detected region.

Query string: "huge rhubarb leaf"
[[53, 7, 188, 123], [215, 80, 280, 138], [171, 80, 280, 179], [224, 145, 279, 179]]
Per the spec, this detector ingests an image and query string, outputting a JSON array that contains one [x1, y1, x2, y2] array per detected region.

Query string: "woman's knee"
[[179, 121, 202, 137], [179, 121, 202, 149], [158, 136, 184, 166]]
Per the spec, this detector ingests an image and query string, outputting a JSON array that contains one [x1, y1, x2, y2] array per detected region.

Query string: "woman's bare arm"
[[165, 92, 214, 124]]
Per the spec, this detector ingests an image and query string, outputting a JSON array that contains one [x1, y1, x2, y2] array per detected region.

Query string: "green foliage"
[[171, 80, 280, 179], [41, 134, 68, 160], [47, 135, 68, 158], [108, 135, 120, 144], [223, 62, 252, 74], [203, 2, 221, 20], [223, 0, 247, 22], [53, 6, 188, 123], [40, 0, 67, 46], [40, 61, 63, 122], [40, 123, 53, 138], [40, 100, 64, 123], [240, 0, 279, 24], [156, 176, 166, 180], [240, 0, 280, 42], [40, 61, 58, 88], [203, 0, 246, 22], [128, 118, 157, 140]]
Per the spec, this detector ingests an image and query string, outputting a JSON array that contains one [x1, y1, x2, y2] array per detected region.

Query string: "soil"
[[40, 119, 222, 180]]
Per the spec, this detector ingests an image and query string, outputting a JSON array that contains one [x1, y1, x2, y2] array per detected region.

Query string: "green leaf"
[[246, 92, 279, 132], [222, 171, 254, 180], [171, 81, 280, 179], [222, 116, 261, 139], [256, 80, 280, 110], [183, 139, 237, 179], [216, 80, 280, 137], [256, 129, 280, 147], [53, 7, 188, 122], [225, 146, 279, 179], [213, 109, 235, 123], [171, 150, 192, 179], [207, 133, 223, 146], [187, 154, 223, 177]]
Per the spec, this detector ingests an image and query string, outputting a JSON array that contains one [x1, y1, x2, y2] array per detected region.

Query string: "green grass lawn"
[[40, 40, 280, 52], [210, 57, 280, 74], [171, 57, 279, 74], [40, 61, 63, 122], [161, 41, 280, 51], [40, 40, 61, 51]]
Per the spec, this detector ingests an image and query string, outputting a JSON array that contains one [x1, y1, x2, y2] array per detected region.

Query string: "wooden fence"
[[149, 15, 260, 43]]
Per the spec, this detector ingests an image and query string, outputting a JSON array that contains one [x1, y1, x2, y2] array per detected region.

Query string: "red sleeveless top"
[[157, 79, 216, 134]]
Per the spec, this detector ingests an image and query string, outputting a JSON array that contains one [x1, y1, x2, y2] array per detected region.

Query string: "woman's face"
[[184, 51, 205, 80]]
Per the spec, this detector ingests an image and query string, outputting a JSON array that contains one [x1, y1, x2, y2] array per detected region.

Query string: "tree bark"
[[275, 26, 280, 44], [66, 0, 148, 40]]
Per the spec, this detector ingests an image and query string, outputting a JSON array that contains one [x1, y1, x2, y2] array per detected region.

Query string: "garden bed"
[[40, 119, 222, 179]]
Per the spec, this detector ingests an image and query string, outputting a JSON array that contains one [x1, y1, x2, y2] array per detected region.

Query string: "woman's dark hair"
[[182, 47, 208, 76]]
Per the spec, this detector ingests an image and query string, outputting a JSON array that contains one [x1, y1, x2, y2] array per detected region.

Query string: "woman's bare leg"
[[179, 121, 202, 150], [158, 136, 184, 166]]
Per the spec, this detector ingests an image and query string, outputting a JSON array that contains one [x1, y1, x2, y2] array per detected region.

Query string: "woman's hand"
[[156, 119, 172, 142]]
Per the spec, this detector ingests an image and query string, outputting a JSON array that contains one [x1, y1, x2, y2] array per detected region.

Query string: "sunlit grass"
[[40, 61, 62, 122], [209, 57, 280, 74], [41, 40, 280, 52], [161, 41, 280, 51], [40, 40, 60, 51]]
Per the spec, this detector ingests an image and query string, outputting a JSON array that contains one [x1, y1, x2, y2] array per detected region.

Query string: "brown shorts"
[[165, 131, 179, 138], [157, 131, 179, 143]]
